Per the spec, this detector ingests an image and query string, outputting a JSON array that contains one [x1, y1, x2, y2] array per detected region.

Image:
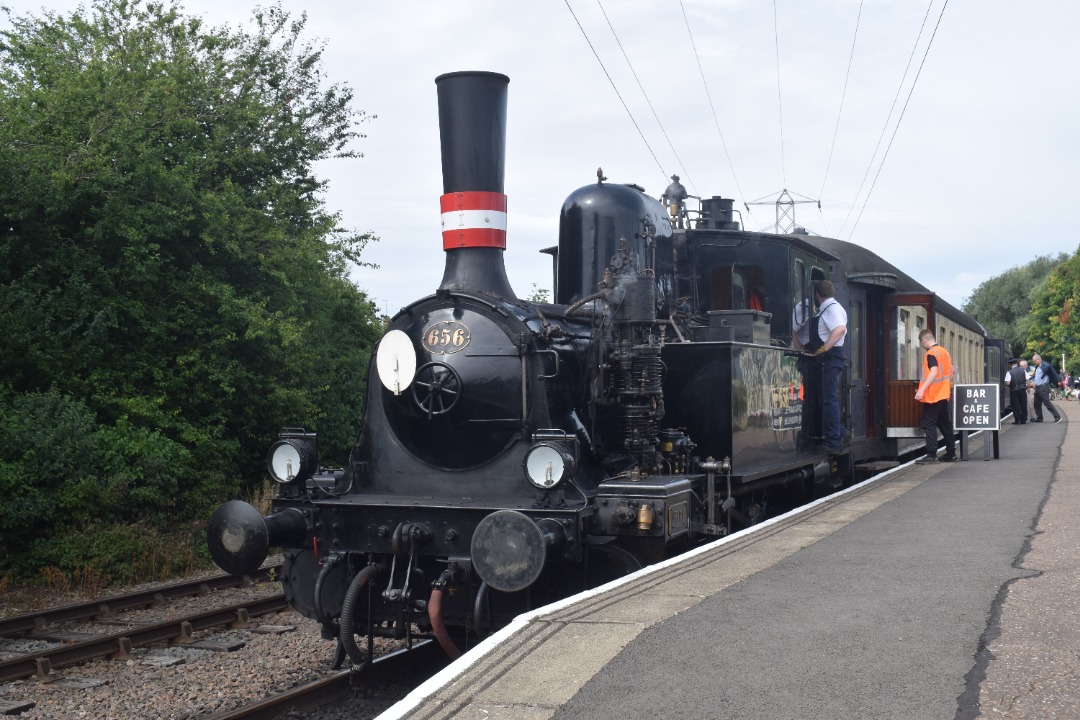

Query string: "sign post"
[[953, 384, 1000, 460]]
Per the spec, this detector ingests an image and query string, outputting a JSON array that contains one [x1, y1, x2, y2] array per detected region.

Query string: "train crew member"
[[914, 329, 957, 463], [660, 174, 689, 228], [1005, 357, 1028, 424], [1030, 354, 1063, 423], [794, 280, 847, 454]]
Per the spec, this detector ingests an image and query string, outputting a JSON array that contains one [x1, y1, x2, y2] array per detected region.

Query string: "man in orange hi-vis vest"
[[914, 328, 957, 464]]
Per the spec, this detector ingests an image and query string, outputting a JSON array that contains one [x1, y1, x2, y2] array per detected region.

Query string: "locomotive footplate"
[[591, 475, 699, 539]]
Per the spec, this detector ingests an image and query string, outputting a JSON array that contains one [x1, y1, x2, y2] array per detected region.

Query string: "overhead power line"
[[678, 0, 750, 216], [840, 0, 948, 240], [593, 0, 697, 194], [562, 0, 668, 181], [817, 0, 865, 235], [771, 0, 787, 189]]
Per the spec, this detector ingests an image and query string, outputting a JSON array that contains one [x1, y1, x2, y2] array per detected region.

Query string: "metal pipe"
[[565, 291, 605, 316]]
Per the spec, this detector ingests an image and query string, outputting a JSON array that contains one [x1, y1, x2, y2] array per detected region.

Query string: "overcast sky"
[[5, 0, 1078, 314]]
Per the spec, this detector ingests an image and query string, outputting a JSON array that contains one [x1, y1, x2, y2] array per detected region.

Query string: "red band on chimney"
[[440, 192, 508, 250]]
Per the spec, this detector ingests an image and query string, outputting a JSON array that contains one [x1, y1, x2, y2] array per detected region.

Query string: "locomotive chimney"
[[435, 71, 516, 299]]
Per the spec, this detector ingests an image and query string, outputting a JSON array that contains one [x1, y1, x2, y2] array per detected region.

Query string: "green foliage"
[[1025, 248, 1080, 374], [0, 387, 197, 568], [527, 284, 551, 304], [0, 388, 103, 541], [0, 0, 383, 580], [25, 520, 211, 586], [962, 254, 1066, 357]]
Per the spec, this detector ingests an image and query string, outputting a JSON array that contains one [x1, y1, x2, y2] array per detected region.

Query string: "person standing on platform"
[[795, 280, 848, 454], [1020, 359, 1035, 417], [914, 329, 957, 463], [1005, 358, 1028, 424], [1031, 354, 1063, 423]]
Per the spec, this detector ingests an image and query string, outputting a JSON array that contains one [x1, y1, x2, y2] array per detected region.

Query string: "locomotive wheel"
[[411, 361, 462, 417], [585, 543, 644, 589]]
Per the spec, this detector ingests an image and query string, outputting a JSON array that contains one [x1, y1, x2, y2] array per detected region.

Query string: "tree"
[[1026, 247, 1080, 374], [961, 255, 1066, 357], [0, 0, 382, 577], [527, 284, 551, 304]]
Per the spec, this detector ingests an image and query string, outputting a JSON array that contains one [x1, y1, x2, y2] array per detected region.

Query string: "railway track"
[[203, 640, 447, 720], [0, 594, 289, 684], [0, 568, 445, 719], [0, 565, 281, 639]]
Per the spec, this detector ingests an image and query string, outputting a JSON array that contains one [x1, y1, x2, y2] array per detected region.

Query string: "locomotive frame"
[[208, 71, 1005, 664]]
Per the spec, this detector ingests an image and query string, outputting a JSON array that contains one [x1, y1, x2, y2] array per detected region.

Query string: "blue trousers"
[[821, 352, 845, 446], [799, 351, 846, 448]]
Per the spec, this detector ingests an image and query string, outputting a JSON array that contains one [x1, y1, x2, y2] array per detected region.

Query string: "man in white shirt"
[[792, 280, 848, 453]]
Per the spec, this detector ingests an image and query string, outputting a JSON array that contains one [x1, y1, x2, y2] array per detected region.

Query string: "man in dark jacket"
[[1006, 358, 1028, 424], [1031, 354, 1062, 423]]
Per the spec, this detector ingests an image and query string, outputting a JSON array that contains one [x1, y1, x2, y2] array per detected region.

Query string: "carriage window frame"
[[791, 259, 806, 339], [850, 300, 863, 380]]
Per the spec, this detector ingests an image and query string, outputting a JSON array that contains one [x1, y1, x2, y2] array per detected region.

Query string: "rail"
[[0, 594, 288, 683]]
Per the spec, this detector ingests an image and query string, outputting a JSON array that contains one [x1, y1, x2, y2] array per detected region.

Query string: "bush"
[[24, 521, 212, 589], [0, 0, 382, 585], [0, 387, 210, 580], [0, 387, 101, 542]]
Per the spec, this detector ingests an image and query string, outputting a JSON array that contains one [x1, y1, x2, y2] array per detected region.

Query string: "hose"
[[471, 582, 491, 640], [313, 553, 343, 628], [339, 564, 380, 667], [429, 571, 462, 659]]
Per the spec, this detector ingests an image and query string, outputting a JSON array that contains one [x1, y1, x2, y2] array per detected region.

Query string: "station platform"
[[378, 402, 1076, 720]]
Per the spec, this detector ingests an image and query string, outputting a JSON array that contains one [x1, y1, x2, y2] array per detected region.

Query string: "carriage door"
[[884, 293, 935, 438], [846, 287, 869, 440]]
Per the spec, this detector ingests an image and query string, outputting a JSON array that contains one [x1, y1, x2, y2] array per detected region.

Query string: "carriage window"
[[892, 308, 910, 380], [915, 315, 926, 377], [950, 330, 957, 379], [985, 344, 1000, 384], [791, 259, 806, 336], [891, 305, 928, 380]]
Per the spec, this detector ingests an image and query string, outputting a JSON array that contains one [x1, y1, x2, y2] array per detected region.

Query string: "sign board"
[[953, 384, 1000, 431]]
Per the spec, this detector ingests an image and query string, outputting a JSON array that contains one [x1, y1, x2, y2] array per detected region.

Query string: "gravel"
[[0, 573, 412, 719]]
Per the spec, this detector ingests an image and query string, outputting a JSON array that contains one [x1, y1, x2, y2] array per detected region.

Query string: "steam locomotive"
[[207, 71, 1005, 663]]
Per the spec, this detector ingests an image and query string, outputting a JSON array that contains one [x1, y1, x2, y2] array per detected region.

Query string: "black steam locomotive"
[[208, 71, 1004, 662]]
